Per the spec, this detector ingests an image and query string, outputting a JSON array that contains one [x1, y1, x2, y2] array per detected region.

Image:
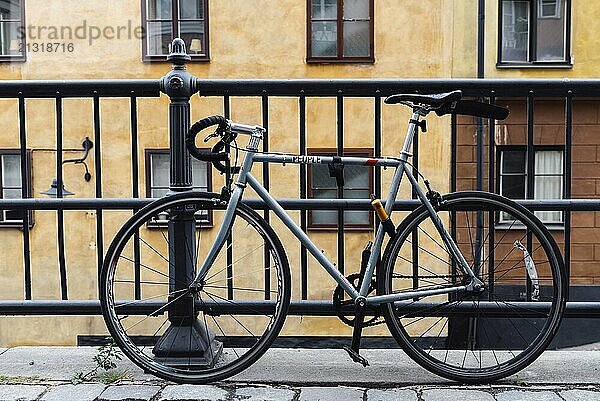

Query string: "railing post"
[[152, 38, 222, 367]]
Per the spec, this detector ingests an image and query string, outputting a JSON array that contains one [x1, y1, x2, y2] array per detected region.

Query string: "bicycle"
[[100, 90, 566, 384]]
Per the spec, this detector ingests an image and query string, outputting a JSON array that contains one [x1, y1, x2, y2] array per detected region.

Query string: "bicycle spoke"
[[198, 293, 215, 368], [114, 288, 189, 309], [124, 290, 191, 331], [204, 243, 266, 283], [385, 194, 562, 381], [141, 317, 170, 355], [138, 235, 175, 269], [418, 225, 451, 255], [202, 290, 275, 318], [396, 254, 452, 285], [464, 211, 476, 266], [205, 266, 272, 286], [405, 239, 452, 267], [115, 279, 169, 286], [479, 219, 519, 268], [204, 292, 258, 341], [203, 285, 278, 294], [119, 255, 186, 286]]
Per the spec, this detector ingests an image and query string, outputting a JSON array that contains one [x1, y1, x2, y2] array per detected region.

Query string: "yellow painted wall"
[[1, 0, 593, 345], [451, 0, 600, 79]]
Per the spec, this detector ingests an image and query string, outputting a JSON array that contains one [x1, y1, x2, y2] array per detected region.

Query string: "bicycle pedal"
[[342, 345, 370, 367]]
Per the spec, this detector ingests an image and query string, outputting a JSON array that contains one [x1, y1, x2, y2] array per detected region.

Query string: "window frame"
[[144, 149, 213, 228], [141, 0, 210, 62], [0, 0, 26, 63], [497, 0, 571, 68], [0, 149, 33, 228], [538, 0, 561, 18], [306, 148, 374, 231], [306, 0, 375, 63], [496, 145, 564, 228]]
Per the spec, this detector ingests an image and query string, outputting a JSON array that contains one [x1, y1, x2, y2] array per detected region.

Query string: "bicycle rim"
[[382, 192, 566, 383], [100, 192, 291, 383]]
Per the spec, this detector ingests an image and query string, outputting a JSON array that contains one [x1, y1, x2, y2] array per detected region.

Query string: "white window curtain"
[[534, 151, 563, 223]]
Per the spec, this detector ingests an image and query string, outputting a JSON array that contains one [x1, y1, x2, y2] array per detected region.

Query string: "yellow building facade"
[[0, 0, 595, 346]]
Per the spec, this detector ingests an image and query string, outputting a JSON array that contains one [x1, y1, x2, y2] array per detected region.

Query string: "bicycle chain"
[[333, 273, 462, 328]]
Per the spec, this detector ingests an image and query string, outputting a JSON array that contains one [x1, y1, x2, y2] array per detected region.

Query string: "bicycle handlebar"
[[186, 115, 230, 173]]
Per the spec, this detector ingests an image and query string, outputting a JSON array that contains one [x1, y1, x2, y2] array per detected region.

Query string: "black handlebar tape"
[[210, 140, 229, 174], [186, 115, 230, 173], [435, 100, 510, 121]]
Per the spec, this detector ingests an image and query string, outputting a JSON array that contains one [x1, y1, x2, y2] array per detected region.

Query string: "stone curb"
[[0, 383, 600, 401]]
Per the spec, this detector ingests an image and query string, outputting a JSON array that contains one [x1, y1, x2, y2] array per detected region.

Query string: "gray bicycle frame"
[[192, 113, 477, 306]]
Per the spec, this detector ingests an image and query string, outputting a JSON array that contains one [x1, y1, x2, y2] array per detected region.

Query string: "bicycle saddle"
[[384, 90, 462, 107]]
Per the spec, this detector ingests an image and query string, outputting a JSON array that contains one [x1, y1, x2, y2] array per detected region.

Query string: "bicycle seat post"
[[399, 110, 424, 162]]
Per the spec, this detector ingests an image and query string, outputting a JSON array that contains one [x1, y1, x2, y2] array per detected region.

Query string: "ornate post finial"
[[167, 38, 192, 65]]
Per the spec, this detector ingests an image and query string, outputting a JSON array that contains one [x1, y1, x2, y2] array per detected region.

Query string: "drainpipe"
[[475, 0, 486, 271]]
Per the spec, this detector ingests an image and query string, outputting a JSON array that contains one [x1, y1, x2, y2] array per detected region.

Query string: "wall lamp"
[[41, 137, 94, 197]]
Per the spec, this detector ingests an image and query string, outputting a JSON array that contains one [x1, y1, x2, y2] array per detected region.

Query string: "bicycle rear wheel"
[[381, 191, 566, 383], [100, 191, 291, 383]]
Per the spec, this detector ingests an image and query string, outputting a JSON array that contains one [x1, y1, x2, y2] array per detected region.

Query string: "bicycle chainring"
[[332, 273, 383, 328]]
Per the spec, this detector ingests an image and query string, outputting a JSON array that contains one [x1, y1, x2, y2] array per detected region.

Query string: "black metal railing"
[[2, 70, 600, 319]]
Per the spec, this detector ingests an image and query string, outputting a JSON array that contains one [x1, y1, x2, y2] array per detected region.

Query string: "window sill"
[[307, 226, 373, 232], [0, 56, 27, 63], [495, 222, 564, 231], [306, 57, 375, 64], [496, 62, 572, 69], [0, 221, 35, 229], [145, 220, 213, 229], [142, 55, 210, 63]]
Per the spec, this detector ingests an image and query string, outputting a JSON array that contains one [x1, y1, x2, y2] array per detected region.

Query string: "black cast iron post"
[[152, 38, 222, 367]]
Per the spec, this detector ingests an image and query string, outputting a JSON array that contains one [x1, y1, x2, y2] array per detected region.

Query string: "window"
[[142, 0, 208, 61], [498, 148, 563, 224], [0, 0, 25, 62], [307, 149, 373, 229], [146, 150, 212, 226], [498, 0, 570, 66], [539, 0, 560, 18], [307, 0, 374, 62], [0, 151, 32, 227]]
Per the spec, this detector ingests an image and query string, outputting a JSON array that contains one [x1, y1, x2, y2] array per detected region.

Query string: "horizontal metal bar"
[[0, 198, 420, 211], [0, 80, 161, 98], [0, 78, 598, 99], [0, 300, 598, 318], [197, 78, 600, 97], [2, 198, 600, 211]]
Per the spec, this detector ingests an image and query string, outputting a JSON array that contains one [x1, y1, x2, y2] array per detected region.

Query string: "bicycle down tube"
[[193, 114, 476, 306]]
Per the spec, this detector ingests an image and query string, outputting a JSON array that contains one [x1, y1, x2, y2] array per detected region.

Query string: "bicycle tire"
[[100, 191, 291, 383], [381, 191, 566, 383]]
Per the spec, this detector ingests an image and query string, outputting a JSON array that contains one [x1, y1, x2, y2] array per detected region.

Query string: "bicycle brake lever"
[[203, 130, 221, 142]]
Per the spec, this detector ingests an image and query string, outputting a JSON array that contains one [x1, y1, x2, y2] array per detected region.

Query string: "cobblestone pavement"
[[1, 347, 600, 400], [1, 382, 600, 401]]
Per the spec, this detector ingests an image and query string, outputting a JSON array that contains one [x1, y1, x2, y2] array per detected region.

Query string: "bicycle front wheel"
[[381, 191, 566, 383], [100, 192, 291, 383]]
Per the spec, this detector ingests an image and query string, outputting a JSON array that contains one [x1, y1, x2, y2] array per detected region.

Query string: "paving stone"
[[299, 386, 364, 401], [560, 389, 600, 401], [159, 384, 228, 401], [422, 389, 495, 401], [367, 388, 418, 401], [0, 385, 47, 401], [41, 384, 106, 401], [234, 385, 296, 400], [495, 390, 562, 401], [99, 384, 161, 401]]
